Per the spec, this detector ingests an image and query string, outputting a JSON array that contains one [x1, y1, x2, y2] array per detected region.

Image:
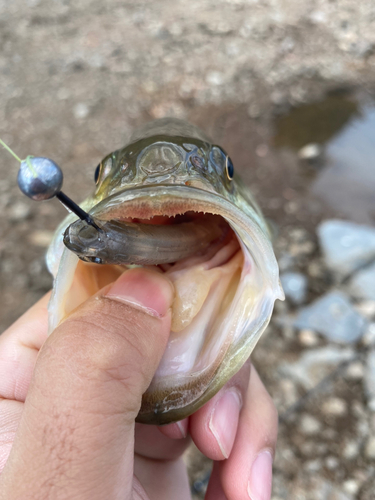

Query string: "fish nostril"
[[190, 154, 205, 170]]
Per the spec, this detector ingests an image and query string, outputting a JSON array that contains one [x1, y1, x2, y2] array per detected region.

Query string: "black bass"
[[47, 118, 284, 425]]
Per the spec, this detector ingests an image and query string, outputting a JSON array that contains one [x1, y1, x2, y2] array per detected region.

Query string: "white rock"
[[8, 201, 31, 221], [304, 458, 321, 472], [279, 379, 298, 406], [365, 349, 375, 411], [73, 103, 89, 119], [206, 71, 224, 86], [364, 436, 375, 459], [28, 230, 54, 247], [280, 272, 308, 305], [343, 440, 360, 460], [343, 480, 359, 496], [294, 291, 366, 343], [355, 301, 375, 319], [362, 323, 375, 346], [345, 361, 365, 380], [321, 397, 348, 417], [299, 414, 322, 435], [298, 329, 319, 346], [349, 262, 375, 300], [317, 220, 375, 279], [325, 456, 339, 469], [298, 143, 322, 161]]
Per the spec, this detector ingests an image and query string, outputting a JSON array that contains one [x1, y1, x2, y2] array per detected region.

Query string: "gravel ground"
[[1, 1, 375, 498]]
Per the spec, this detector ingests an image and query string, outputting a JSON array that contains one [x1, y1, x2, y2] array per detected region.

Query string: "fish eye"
[[226, 156, 234, 180], [94, 164, 100, 184], [210, 146, 234, 181]]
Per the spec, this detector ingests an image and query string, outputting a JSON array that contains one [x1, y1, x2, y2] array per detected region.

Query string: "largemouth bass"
[[47, 118, 284, 425]]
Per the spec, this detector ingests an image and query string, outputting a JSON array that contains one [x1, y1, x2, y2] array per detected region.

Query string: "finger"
[[205, 462, 228, 500], [135, 422, 190, 461], [219, 366, 278, 500], [0, 399, 23, 473], [134, 455, 191, 500], [0, 293, 50, 402], [189, 360, 251, 461], [158, 418, 189, 439], [0, 269, 174, 500]]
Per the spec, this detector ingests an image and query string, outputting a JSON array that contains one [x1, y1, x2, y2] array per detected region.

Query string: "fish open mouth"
[[48, 185, 283, 424]]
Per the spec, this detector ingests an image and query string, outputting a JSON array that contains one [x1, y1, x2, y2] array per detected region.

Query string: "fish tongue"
[[169, 250, 242, 333], [171, 266, 222, 332]]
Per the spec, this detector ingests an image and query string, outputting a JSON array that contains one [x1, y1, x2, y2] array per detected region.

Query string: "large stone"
[[294, 291, 366, 343], [317, 220, 375, 278], [349, 262, 375, 300], [365, 348, 375, 411]]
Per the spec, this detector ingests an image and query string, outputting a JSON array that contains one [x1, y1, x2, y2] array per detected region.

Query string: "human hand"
[[0, 268, 278, 500]]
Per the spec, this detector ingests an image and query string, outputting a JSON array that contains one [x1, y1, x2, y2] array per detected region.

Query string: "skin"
[[0, 268, 278, 500]]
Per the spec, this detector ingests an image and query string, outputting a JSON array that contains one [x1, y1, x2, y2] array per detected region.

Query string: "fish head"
[[47, 118, 284, 425], [92, 118, 238, 204]]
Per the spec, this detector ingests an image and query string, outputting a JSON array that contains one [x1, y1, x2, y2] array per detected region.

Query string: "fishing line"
[[0, 138, 101, 231]]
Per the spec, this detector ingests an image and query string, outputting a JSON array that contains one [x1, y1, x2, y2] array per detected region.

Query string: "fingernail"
[[209, 389, 242, 459], [176, 419, 188, 439], [106, 269, 174, 317], [247, 449, 273, 500]]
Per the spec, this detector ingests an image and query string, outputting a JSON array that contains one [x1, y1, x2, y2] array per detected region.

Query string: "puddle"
[[273, 92, 360, 150], [274, 93, 375, 224]]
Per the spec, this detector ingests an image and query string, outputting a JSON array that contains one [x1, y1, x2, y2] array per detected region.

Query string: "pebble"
[[364, 436, 375, 459], [343, 480, 359, 496], [298, 143, 323, 163], [279, 346, 354, 390], [365, 349, 375, 411], [73, 102, 90, 119], [317, 219, 375, 279], [289, 240, 315, 257], [8, 201, 31, 221], [307, 260, 325, 278], [325, 456, 339, 469], [322, 397, 348, 417], [280, 272, 308, 305], [355, 300, 375, 319], [362, 323, 375, 346], [279, 379, 298, 406], [298, 329, 320, 346], [308, 480, 353, 500], [294, 291, 366, 344], [349, 262, 375, 300], [304, 459, 322, 472], [28, 230, 54, 247], [299, 414, 322, 435], [345, 361, 365, 380], [343, 440, 360, 460], [206, 71, 224, 86]]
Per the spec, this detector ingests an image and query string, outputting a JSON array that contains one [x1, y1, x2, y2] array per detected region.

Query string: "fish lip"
[[88, 184, 284, 301]]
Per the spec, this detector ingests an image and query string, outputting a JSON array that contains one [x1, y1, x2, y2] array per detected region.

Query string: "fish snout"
[[138, 142, 184, 177]]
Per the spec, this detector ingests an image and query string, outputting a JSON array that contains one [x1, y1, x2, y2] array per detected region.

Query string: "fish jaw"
[[47, 185, 283, 424]]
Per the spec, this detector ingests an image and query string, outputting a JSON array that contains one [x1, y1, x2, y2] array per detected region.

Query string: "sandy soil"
[[1, 1, 375, 498]]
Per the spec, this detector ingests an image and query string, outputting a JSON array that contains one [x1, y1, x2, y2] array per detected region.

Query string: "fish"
[[46, 118, 284, 425]]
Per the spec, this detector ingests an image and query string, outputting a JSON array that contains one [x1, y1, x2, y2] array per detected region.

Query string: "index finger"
[[0, 293, 50, 402]]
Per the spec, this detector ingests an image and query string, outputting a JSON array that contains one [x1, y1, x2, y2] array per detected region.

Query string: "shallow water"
[[274, 93, 375, 224]]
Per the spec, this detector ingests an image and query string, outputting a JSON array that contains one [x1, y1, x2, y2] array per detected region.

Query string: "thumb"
[[0, 268, 174, 500]]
